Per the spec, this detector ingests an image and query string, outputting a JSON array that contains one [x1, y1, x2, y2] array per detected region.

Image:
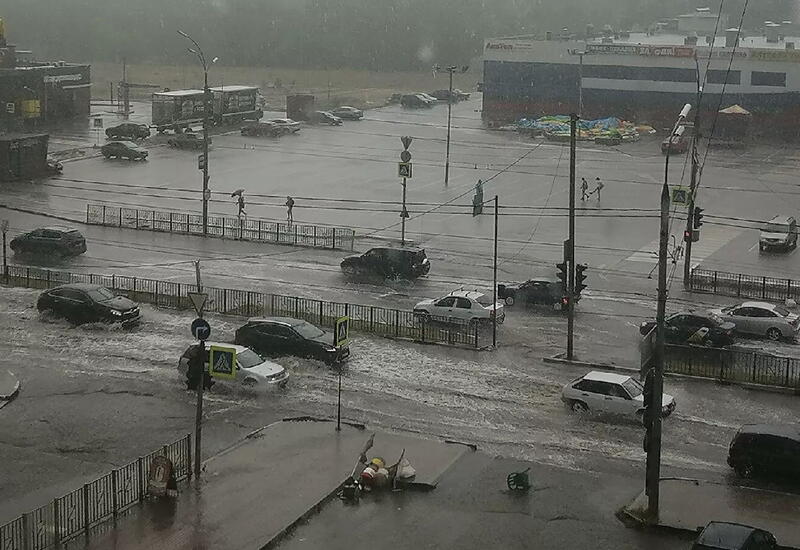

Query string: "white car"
[[561, 371, 676, 417], [178, 342, 288, 390], [269, 118, 301, 133], [413, 290, 505, 325], [709, 301, 799, 341]]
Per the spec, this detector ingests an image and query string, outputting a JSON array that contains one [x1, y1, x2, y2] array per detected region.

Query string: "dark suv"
[[106, 122, 151, 140], [340, 247, 431, 279], [728, 424, 800, 480], [11, 227, 87, 257], [234, 317, 349, 364], [37, 283, 141, 326], [640, 311, 735, 347]]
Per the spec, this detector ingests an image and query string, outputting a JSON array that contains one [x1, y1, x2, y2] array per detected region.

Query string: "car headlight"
[[111, 310, 122, 316]]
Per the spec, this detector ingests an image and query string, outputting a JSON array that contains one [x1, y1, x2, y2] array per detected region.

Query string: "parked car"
[[340, 247, 430, 279], [10, 226, 86, 257], [101, 141, 148, 160], [178, 342, 288, 390], [561, 371, 676, 417], [400, 94, 433, 108], [413, 290, 505, 326], [727, 424, 800, 480], [452, 88, 471, 101], [105, 122, 150, 140], [430, 89, 470, 102], [331, 106, 363, 120], [417, 92, 439, 104], [497, 278, 572, 310], [639, 311, 735, 347], [759, 215, 797, 252], [167, 132, 208, 149], [692, 522, 777, 550], [661, 125, 690, 154], [310, 111, 343, 125], [269, 118, 301, 133], [234, 317, 349, 364], [37, 283, 140, 326], [709, 301, 799, 342], [240, 121, 283, 137]]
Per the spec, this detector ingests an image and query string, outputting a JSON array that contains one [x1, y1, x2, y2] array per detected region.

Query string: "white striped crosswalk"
[[624, 224, 741, 265]]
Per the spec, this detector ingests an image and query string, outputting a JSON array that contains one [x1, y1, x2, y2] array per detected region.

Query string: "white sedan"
[[413, 290, 505, 325], [178, 342, 288, 390], [269, 118, 301, 134], [561, 371, 676, 417]]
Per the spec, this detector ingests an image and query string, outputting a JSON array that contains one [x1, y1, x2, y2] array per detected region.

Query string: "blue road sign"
[[191, 318, 211, 341], [209, 346, 237, 379]]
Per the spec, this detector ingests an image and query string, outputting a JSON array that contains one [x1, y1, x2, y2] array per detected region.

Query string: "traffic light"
[[693, 206, 704, 230], [575, 264, 588, 294], [556, 261, 568, 287]]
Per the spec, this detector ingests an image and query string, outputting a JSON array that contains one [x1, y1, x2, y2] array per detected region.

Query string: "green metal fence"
[[2, 265, 482, 348], [85, 204, 356, 251], [0, 435, 190, 550]]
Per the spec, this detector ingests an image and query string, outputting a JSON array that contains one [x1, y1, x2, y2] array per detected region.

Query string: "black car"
[[234, 317, 349, 364], [639, 311, 735, 347], [101, 141, 148, 160], [728, 424, 800, 480], [330, 106, 363, 120], [340, 247, 431, 279], [693, 522, 776, 550], [105, 122, 150, 140], [11, 227, 87, 257], [37, 283, 141, 326], [400, 94, 433, 108], [167, 132, 209, 149], [497, 278, 572, 310], [241, 121, 284, 137]]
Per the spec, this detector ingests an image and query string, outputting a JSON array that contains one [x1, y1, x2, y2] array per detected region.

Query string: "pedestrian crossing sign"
[[335, 316, 350, 348], [209, 345, 237, 379], [671, 186, 689, 206], [398, 162, 413, 178]]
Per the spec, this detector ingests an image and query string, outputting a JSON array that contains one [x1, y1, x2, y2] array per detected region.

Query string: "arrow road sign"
[[335, 316, 350, 348], [188, 292, 208, 316], [400, 150, 411, 163], [398, 162, 412, 178], [191, 318, 211, 341], [209, 345, 237, 379]]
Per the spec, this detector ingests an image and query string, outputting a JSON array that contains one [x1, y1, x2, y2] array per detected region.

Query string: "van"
[[727, 424, 800, 480], [759, 215, 797, 252]]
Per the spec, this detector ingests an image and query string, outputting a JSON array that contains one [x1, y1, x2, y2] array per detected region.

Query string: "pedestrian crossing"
[[624, 224, 742, 265]]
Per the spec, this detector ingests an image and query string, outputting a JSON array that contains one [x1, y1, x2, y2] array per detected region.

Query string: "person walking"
[[237, 194, 246, 218], [580, 177, 589, 201], [594, 177, 604, 201], [285, 196, 295, 224]]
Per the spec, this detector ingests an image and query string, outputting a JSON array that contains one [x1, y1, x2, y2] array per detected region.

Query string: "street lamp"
[[434, 64, 468, 186], [568, 50, 586, 116], [646, 103, 691, 523], [178, 30, 217, 236]]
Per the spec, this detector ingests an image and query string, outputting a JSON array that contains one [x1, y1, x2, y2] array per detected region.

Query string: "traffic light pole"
[[193, 260, 204, 478], [493, 195, 499, 348], [683, 139, 699, 287], [567, 114, 577, 360]]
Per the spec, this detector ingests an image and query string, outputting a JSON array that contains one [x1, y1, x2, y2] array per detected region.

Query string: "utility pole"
[[399, 136, 412, 246], [434, 64, 468, 186], [683, 88, 702, 287], [492, 195, 499, 348], [566, 114, 577, 360], [178, 30, 217, 236], [647, 103, 691, 522], [193, 260, 204, 478], [1, 219, 8, 284]]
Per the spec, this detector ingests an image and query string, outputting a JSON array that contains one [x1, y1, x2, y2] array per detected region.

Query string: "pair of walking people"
[[580, 177, 604, 201]]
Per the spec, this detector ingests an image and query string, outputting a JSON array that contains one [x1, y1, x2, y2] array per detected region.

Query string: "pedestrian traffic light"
[[556, 261, 568, 286], [693, 206, 704, 230], [575, 264, 588, 294], [684, 230, 692, 242]]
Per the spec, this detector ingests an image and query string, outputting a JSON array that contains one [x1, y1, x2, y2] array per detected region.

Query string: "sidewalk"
[[67, 419, 470, 550], [622, 478, 800, 549]]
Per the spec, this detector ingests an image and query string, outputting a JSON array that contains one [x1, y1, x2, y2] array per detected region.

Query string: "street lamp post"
[[178, 30, 217, 236], [434, 64, 468, 186], [568, 49, 586, 116], [646, 103, 691, 523]]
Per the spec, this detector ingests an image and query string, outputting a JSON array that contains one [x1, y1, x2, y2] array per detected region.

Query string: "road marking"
[[624, 224, 742, 264]]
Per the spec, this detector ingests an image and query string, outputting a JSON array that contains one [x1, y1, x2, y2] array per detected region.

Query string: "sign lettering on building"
[[43, 74, 84, 84], [749, 49, 800, 62]]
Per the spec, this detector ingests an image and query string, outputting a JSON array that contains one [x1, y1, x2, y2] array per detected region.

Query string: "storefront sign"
[[43, 73, 84, 84], [749, 49, 800, 62], [586, 44, 695, 57]]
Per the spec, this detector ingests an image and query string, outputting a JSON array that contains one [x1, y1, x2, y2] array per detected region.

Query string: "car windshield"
[[237, 349, 264, 369], [773, 305, 790, 317], [475, 294, 494, 306], [764, 223, 789, 233], [622, 378, 643, 398], [293, 321, 324, 339], [87, 287, 115, 302]]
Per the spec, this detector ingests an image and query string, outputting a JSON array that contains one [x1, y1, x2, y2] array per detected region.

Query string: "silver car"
[[178, 342, 288, 390], [561, 371, 676, 418], [709, 301, 799, 341]]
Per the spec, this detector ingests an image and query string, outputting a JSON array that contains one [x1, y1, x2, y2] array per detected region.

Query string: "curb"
[[0, 204, 82, 225], [0, 370, 20, 403], [543, 355, 799, 395]]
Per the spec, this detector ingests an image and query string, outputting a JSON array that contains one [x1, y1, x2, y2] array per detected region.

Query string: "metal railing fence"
[[690, 267, 800, 302]]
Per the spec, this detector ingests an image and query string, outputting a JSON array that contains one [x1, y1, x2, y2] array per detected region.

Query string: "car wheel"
[[734, 462, 755, 478], [766, 328, 782, 341], [341, 265, 356, 276], [414, 312, 430, 324], [504, 295, 515, 306], [242, 378, 258, 388], [571, 401, 589, 413]]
